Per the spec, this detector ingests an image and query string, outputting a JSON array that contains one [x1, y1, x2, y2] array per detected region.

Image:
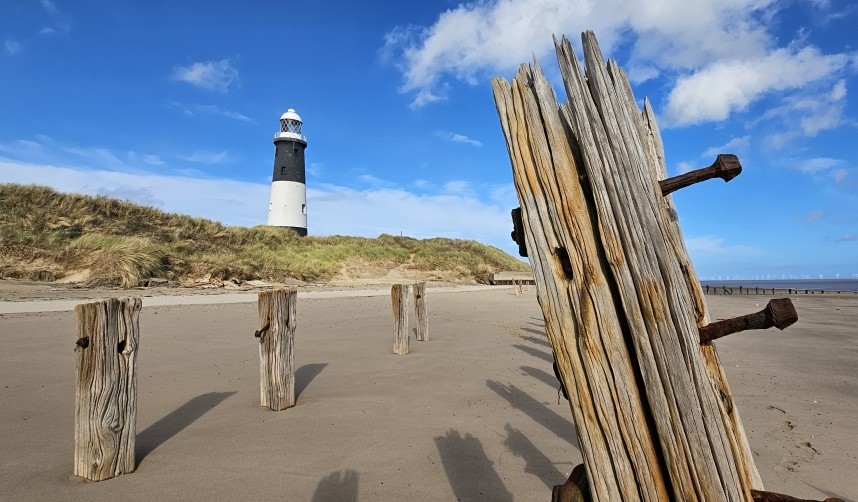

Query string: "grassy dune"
[[0, 184, 528, 287]]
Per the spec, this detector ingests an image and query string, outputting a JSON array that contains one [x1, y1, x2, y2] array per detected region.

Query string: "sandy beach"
[[0, 283, 855, 501]]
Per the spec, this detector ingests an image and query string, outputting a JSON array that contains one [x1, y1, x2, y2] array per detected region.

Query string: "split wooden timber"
[[492, 31, 764, 501], [74, 297, 141, 481]]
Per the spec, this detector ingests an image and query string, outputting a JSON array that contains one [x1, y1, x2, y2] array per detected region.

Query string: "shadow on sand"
[[312, 470, 358, 502], [434, 429, 513, 501], [520, 327, 549, 340], [520, 365, 562, 391], [513, 343, 553, 363], [136, 391, 235, 463], [295, 363, 328, 399], [503, 423, 566, 488], [487, 380, 579, 449]]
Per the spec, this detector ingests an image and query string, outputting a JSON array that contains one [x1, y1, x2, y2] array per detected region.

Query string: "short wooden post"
[[414, 282, 428, 342], [257, 288, 297, 411], [392, 284, 411, 355], [74, 297, 141, 481]]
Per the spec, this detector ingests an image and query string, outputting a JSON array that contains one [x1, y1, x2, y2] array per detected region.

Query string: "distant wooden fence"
[[703, 285, 856, 295]]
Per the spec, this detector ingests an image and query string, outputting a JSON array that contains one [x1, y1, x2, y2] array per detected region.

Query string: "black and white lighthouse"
[[267, 108, 308, 235]]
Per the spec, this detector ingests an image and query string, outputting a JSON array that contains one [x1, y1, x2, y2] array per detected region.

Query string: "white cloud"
[[832, 168, 848, 183], [758, 79, 851, 148], [178, 150, 231, 164], [798, 209, 824, 223], [703, 136, 750, 158], [41, 0, 59, 15], [675, 161, 695, 175], [127, 151, 165, 166], [383, 0, 851, 134], [5, 39, 22, 55], [38, 0, 71, 34], [168, 101, 253, 122], [307, 184, 511, 244], [434, 130, 482, 147], [172, 59, 239, 93], [628, 65, 659, 85], [443, 180, 472, 194], [791, 156, 846, 174], [664, 47, 849, 126], [686, 235, 758, 255], [357, 174, 397, 188]]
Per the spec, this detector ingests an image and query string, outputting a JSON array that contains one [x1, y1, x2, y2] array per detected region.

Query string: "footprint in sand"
[[764, 405, 820, 474]]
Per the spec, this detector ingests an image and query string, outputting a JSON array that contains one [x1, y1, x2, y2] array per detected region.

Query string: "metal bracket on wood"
[[510, 207, 528, 257], [660, 154, 742, 196], [510, 155, 741, 259], [254, 322, 270, 339], [699, 298, 798, 344]]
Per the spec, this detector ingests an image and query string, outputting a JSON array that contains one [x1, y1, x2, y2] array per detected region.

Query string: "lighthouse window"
[[302, 204, 307, 215], [281, 167, 287, 174], [293, 148, 299, 155]]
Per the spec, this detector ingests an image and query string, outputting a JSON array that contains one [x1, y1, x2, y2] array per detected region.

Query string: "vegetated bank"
[[0, 184, 528, 288]]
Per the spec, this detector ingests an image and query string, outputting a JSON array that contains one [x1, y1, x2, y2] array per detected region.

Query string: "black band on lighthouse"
[[272, 138, 307, 184]]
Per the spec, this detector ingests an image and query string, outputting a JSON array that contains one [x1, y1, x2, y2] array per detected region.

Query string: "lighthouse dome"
[[276, 108, 306, 142], [280, 108, 302, 123]]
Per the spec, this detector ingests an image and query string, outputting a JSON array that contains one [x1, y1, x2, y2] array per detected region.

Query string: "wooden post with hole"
[[414, 282, 428, 341], [493, 31, 771, 501], [257, 288, 296, 411], [73, 297, 141, 481], [391, 284, 411, 354]]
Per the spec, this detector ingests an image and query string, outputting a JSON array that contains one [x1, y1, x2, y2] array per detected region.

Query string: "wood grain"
[[414, 282, 428, 342], [492, 31, 764, 501], [74, 297, 141, 481], [391, 284, 410, 355], [258, 289, 297, 411]]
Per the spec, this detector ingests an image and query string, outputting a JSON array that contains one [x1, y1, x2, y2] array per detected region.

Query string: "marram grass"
[[0, 183, 528, 287]]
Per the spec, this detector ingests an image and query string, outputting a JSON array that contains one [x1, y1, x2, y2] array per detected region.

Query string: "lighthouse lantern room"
[[267, 108, 308, 235]]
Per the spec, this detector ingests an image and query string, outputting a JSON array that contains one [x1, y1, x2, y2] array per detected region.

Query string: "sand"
[[0, 283, 855, 501]]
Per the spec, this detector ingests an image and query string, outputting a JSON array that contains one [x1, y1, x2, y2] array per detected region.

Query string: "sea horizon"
[[699, 278, 858, 292]]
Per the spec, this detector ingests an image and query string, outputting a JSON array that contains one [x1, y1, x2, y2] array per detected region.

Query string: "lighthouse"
[[267, 108, 308, 235]]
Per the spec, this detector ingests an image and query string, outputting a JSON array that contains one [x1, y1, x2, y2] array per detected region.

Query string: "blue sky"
[[1, 0, 856, 279]]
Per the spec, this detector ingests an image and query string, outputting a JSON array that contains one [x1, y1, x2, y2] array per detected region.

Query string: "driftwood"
[[74, 297, 141, 481], [493, 31, 776, 500], [257, 288, 297, 410]]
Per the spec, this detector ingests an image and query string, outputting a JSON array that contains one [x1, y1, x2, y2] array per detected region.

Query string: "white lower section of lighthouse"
[[267, 180, 307, 229]]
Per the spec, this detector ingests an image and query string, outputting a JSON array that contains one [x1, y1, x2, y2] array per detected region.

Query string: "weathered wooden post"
[[257, 288, 297, 411], [391, 284, 411, 355], [74, 297, 141, 481], [414, 282, 429, 342], [493, 30, 839, 502]]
